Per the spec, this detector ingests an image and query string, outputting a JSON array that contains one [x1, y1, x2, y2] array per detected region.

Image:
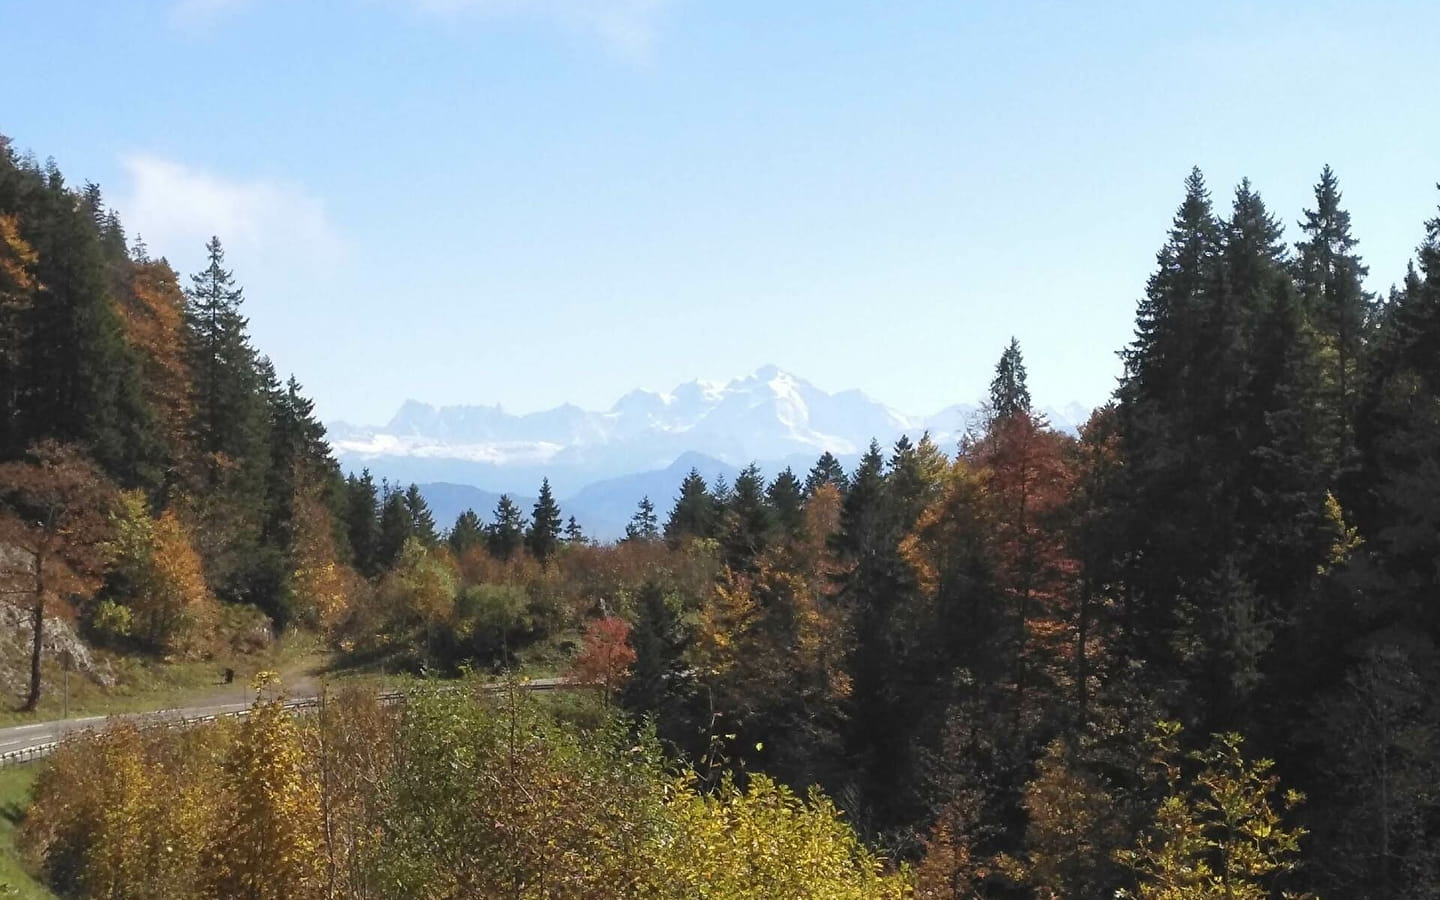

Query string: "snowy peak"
[[329, 368, 1092, 491]]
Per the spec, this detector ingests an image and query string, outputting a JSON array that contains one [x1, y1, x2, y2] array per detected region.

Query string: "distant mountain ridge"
[[336, 367, 1093, 539], [332, 366, 1090, 488]]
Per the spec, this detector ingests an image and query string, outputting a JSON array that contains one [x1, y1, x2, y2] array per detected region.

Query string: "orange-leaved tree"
[[0, 441, 117, 710], [104, 489, 216, 654]]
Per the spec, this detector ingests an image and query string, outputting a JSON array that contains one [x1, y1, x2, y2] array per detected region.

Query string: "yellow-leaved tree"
[[22, 722, 230, 900], [1117, 721, 1318, 900], [206, 675, 326, 900], [102, 490, 216, 654], [664, 772, 910, 899], [288, 489, 356, 632]]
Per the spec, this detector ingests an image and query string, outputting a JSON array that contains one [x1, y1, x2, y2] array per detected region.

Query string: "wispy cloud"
[[407, 0, 673, 56], [117, 155, 344, 277]]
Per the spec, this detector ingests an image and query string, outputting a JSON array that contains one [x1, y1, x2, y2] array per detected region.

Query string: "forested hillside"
[[5, 134, 1440, 898], [0, 136, 362, 712]]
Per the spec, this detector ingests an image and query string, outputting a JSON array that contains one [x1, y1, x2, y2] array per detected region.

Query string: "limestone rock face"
[[0, 599, 115, 697]]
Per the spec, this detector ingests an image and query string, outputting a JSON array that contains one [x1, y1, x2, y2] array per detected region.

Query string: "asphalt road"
[[0, 677, 572, 765]]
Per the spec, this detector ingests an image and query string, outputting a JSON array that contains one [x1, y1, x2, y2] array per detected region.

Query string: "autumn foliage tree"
[[0, 441, 117, 710], [208, 677, 326, 900], [962, 407, 1079, 726], [115, 258, 194, 476], [0, 212, 37, 454], [102, 490, 216, 654], [1117, 722, 1316, 900], [568, 616, 636, 702]]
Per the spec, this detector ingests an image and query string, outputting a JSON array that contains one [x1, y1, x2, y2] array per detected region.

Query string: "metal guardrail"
[[0, 741, 60, 766], [0, 679, 579, 768]]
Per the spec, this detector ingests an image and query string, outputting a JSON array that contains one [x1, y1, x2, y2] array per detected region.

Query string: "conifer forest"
[[4, 130, 1440, 899]]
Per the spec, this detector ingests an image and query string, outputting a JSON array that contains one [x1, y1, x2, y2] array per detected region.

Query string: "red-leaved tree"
[[567, 616, 636, 705]]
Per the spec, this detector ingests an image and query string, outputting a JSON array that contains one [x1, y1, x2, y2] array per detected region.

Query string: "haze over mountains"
[[328, 366, 1091, 538]]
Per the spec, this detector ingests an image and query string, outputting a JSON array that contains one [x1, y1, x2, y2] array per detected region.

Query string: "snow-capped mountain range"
[[328, 366, 1093, 513]]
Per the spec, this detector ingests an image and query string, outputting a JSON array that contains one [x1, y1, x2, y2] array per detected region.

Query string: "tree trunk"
[[23, 549, 43, 711]]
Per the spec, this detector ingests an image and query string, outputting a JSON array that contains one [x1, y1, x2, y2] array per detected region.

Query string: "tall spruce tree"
[[184, 237, 267, 486], [622, 579, 689, 724], [345, 470, 382, 576], [526, 479, 562, 564], [1355, 195, 1440, 643], [1119, 168, 1223, 418], [708, 475, 731, 524], [1114, 169, 1225, 680], [722, 463, 772, 571], [563, 515, 587, 545], [625, 496, 660, 542], [804, 451, 848, 496], [665, 468, 718, 543], [376, 484, 413, 570], [403, 484, 437, 546], [448, 509, 484, 554], [766, 467, 806, 543], [988, 337, 1032, 421], [831, 440, 886, 565], [487, 494, 527, 562], [263, 373, 329, 554], [1296, 166, 1372, 471]]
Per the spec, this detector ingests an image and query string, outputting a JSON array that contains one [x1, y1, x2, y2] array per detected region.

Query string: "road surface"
[[0, 677, 571, 766]]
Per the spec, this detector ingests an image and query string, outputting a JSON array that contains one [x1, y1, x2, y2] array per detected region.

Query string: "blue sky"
[[3, 0, 1438, 424]]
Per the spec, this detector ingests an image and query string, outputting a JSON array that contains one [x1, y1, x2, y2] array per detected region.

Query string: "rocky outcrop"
[[0, 600, 115, 698]]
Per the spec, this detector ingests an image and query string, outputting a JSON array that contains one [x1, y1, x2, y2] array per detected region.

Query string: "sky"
[[3, 0, 1438, 425]]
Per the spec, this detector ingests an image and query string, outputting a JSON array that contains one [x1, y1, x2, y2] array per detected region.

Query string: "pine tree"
[[377, 484, 413, 570], [804, 451, 848, 496], [184, 237, 267, 486], [665, 468, 718, 543], [448, 509, 484, 554], [988, 337, 1032, 421], [563, 515, 587, 545], [709, 472, 734, 544], [722, 463, 772, 571], [345, 470, 381, 576], [526, 478, 562, 563], [1114, 169, 1227, 680], [487, 494, 527, 562], [1113, 174, 1338, 731], [263, 373, 329, 554], [622, 580, 688, 719], [832, 440, 886, 564], [885, 432, 946, 530], [403, 484, 437, 546], [766, 467, 806, 543], [625, 496, 659, 542], [1354, 194, 1440, 645], [833, 436, 946, 829], [1120, 168, 1223, 417], [1295, 166, 1372, 467]]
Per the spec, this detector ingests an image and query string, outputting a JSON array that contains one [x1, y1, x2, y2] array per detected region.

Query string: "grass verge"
[[0, 632, 331, 729], [0, 765, 54, 900]]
